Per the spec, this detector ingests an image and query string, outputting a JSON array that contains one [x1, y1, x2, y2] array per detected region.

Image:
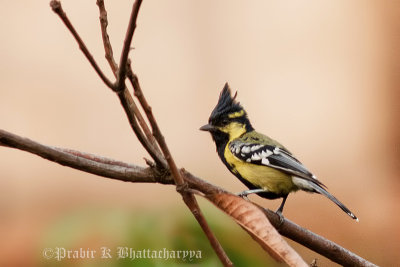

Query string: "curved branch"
[[0, 129, 377, 267], [0, 129, 164, 184]]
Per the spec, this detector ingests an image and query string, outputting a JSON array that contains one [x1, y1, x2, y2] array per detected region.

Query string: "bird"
[[200, 83, 358, 221]]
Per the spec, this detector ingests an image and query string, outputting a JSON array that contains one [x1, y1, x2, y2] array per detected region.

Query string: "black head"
[[200, 83, 253, 144]]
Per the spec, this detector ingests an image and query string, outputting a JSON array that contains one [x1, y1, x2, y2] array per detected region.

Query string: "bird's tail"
[[310, 183, 358, 221]]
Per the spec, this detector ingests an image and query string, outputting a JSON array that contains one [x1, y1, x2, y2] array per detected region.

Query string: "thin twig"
[[114, 0, 142, 92], [50, 0, 165, 168], [124, 31, 233, 267], [50, 0, 114, 90], [0, 128, 377, 267], [96, 0, 161, 162], [129, 96, 160, 149], [117, 88, 168, 169], [51, 1, 231, 264], [115, 6, 231, 264], [96, 0, 159, 151], [96, 0, 118, 74], [110, 2, 232, 264], [181, 192, 234, 266], [126, 70, 180, 180], [126, 71, 187, 186]]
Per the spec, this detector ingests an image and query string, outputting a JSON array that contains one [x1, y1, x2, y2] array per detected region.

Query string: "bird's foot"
[[275, 209, 285, 226], [236, 188, 267, 201], [236, 191, 250, 201]]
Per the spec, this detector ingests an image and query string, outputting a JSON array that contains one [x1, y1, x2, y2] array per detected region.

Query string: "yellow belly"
[[224, 143, 296, 196]]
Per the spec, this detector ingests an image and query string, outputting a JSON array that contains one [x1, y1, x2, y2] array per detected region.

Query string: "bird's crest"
[[209, 83, 244, 121]]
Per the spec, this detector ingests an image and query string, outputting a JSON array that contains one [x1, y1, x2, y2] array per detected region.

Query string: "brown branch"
[[114, 0, 142, 92], [184, 171, 378, 267], [261, 208, 375, 267], [117, 88, 167, 169], [96, 0, 118, 74], [129, 96, 159, 149], [126, 72, 183, 183], [125, 36, 234, 267], [49, 0, 114, 90], [180, 192, 235, 266], [0, 129, 377, 266], [50, 0, 165, 168], [108, 2, 232, 264], [126, 69, 232, 265], [126, 68, 175, 168], [51, 1, 231, 265], [96, 0, 159, 152], [0, 129, 165, 184]]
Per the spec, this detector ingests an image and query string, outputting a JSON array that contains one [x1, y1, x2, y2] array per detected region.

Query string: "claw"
[[236, 191, 250, 201], [236, 188, 268, 200], [275, 209, 285, 226]]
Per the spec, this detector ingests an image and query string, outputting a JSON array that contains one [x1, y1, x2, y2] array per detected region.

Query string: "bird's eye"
[[221, 118, 229, 124]]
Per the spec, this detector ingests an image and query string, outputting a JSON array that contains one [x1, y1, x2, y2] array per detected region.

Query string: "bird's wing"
[[228, 140, 326, 187]]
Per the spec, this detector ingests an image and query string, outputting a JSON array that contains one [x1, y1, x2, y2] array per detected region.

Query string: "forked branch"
[[49, 0, 231, 265]]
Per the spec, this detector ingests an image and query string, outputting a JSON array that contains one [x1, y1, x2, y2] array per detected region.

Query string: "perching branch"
[[0, 129, 377, 267], [262, 207, 375, 267], [0, 129, 163, 184]]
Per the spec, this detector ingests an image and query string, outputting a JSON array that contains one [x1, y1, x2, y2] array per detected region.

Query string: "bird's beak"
[[200, 123, 216, 132]]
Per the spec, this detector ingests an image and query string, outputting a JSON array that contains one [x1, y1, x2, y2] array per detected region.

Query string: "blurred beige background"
[[0, 0, 399, 266]]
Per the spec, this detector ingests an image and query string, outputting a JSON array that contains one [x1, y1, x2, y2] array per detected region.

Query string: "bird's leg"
[[236, 188, 268, 201], [275, 195, 288, 224]]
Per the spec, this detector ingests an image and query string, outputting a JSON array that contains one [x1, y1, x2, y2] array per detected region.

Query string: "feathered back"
[[209, 83, 244, 121]]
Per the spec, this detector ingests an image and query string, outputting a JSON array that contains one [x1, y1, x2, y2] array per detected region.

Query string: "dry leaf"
[[206, 192, 307, 267]]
